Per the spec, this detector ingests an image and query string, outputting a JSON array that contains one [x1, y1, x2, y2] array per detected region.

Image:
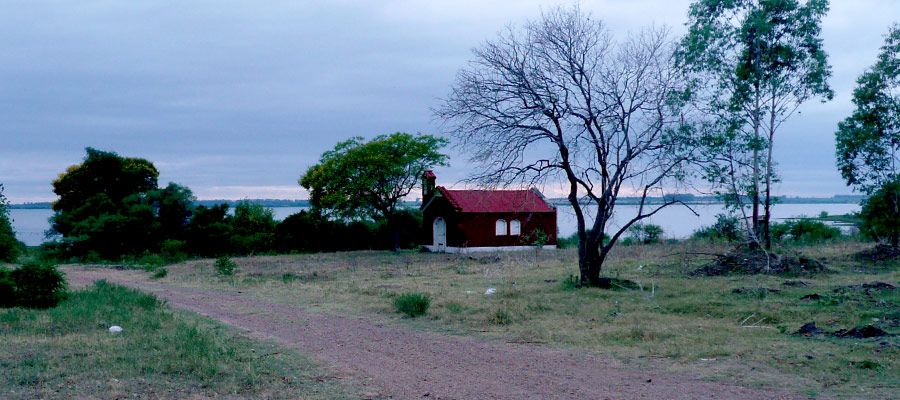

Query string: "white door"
[[433, 217, 447, 251]]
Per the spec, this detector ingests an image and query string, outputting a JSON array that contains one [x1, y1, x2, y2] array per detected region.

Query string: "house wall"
[[423, 197, 557, 248], [458, 212, 556, 247]]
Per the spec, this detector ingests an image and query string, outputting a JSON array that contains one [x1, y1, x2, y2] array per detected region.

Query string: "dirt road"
[[64, 267, 795, 400]]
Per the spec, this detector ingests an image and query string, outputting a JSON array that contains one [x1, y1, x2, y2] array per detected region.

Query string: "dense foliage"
[[300, 132, 447, 251], [836, 24, 900, 194], [859, 179, 900, 247], [0, 263, 68, 309], [0, 184, 20, 262]]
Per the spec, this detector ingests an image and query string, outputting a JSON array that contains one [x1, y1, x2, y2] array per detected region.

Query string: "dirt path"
[[64, 267, 796, 400]]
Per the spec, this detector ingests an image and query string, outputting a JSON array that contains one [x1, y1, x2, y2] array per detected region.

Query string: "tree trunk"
[[386, 212, 399, 252], [579, 233, 604, 287]]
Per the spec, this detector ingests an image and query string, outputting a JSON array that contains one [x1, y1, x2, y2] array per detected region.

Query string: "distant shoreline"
[[9, 195, 863, 210]]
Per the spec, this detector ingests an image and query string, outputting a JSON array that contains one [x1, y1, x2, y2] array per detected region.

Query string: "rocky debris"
[[854, 245, 900, 263], [731, 287, 781, 295], [692, 248, 825, 276], [834, 281, 896, 293], [783, 280, 808, 287], [800, 293, 823, 300], [833, 325, 890, 339], [794, 322, 824, 336], [795, 322, 891, 339]]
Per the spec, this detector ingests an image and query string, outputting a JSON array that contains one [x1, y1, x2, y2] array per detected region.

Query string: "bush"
[[214, 256, 237, 276], [627, 223, 664, 244], [152, 268, 168, 279], [393, 292, 430, 317], [770, 220, 842, 243], [557, 231, 610, 249], [0, 267, 14, 307], [693, 214, 742, 242], [0, 184, 19, 263], [11, 263, 68, 309], [859, 180, 900, 247]]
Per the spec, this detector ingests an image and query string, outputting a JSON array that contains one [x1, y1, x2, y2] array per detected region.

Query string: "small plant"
[[392, 292, 431, 317], [152, 268, 168, 279], [11, 263, 68, 309], [214, 257, 237, 276], [489, 308, 513, 325], [0, 267, 15, 307], [282, 273, 297, 283]]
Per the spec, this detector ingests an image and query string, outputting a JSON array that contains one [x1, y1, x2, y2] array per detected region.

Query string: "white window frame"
[[509, 219, 521, 236], [495, 219, 507, 236]]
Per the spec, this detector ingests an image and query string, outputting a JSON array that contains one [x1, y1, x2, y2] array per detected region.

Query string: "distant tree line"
[[41, 148, 423, 262]]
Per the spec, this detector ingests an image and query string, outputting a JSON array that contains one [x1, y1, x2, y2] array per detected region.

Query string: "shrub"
[[770, 220, 841, 243], [859, 180, 900, 247], [692, 214, 742, 242], [11, 263, 68, 309], [152, 268, 168, 279], [214, 256, 237, 276], [0, 267, 14, 307], [627, 223, 664, 244], [393, 292, 430, 317]]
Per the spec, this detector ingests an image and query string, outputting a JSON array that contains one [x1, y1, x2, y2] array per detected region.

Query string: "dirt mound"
[[834, 281, 897, 294], [692, 248, 825, 277], [833, 325, 890, 339], [794, 322, 891, 339], [854, 245, 900, 263]]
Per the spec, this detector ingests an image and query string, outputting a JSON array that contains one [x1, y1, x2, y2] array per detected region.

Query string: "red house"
[[420, 171, 557, 253]]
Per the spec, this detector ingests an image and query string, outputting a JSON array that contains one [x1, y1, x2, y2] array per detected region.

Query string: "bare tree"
[[436, 6, 697, 287]]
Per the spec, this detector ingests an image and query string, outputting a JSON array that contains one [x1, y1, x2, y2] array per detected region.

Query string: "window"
[[495, 219, 507, 236], [509, 219, 521, 236]]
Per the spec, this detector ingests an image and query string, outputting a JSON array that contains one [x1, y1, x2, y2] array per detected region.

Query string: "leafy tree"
[[50, 148, 160, 259], [678, 0, 833, 249], [300, 132, 448, 251], [836, 24, 900, 194], [436, 6, 698, 286], [0, 184, 20, 262], [148, 183, 196, 240], [184, 204, 233, 257], [230, 201, 276, 254], [859, 179, 900, 247]]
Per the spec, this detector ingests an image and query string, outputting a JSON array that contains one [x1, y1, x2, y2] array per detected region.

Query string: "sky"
[[0, 0, 897, 203]]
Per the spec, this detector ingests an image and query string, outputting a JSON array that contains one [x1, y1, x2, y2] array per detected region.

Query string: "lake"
[[9, 203, 860, 246]]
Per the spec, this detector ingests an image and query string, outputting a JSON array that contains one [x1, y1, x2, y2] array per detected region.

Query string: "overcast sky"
[[1, 0, 897, 202]]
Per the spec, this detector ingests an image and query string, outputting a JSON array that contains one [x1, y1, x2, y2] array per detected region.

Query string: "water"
[[8, 209, 54, 247], [9, 206, 312, 247], [554, 203, 861, 239], [9, 204, 859, 246]]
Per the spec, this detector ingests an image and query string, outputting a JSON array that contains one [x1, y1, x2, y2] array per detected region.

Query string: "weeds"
[[214, 257, 237, 276], [393, 292, 431, 317]]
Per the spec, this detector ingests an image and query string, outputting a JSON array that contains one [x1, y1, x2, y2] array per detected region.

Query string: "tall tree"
[[836, 23, 900, 194], [678, 0, 833, 249], [300, 132, 448, 251], [50, 148, 160, 259], [436, 6, 697, 287], [0, 184, 20, 262]]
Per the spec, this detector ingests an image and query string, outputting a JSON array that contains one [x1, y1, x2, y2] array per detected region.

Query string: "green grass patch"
[[0, 280, 354, 399]]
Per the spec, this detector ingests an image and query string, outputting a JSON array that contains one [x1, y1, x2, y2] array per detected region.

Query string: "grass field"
[[151, 239, 900, 398], [0, 280, 357, 399]]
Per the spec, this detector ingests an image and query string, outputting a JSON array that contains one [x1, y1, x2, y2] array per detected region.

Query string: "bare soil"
[[64, 266, 799, 400]]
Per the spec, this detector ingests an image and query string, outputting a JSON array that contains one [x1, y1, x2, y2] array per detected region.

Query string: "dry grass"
[[154, 240, 899, 398]]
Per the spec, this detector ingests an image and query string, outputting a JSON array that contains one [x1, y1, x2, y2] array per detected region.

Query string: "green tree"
[[0, 184, 21, 262], [231, 201, 276, 254], [678, 0, 833, 249], [300, 132, 448, 251], [50, 148, 160, 259], [859, 179, 900, 247], [836, 24, 900, 194], [147, 183, 196, 240]]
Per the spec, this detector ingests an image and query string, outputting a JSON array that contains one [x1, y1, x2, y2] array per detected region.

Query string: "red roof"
[[435, 187, 555, 213]]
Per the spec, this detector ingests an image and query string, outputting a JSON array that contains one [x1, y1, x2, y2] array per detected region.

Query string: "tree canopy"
[[835, 23, 900, 194], [678, 0, 832, 248], [300, 132, 448, 251], [0, 184, 20, 262], [437, 5, 697, 286]]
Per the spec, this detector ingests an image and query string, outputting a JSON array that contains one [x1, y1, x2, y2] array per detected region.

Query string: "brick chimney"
[[422, 170, 436, 204]]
